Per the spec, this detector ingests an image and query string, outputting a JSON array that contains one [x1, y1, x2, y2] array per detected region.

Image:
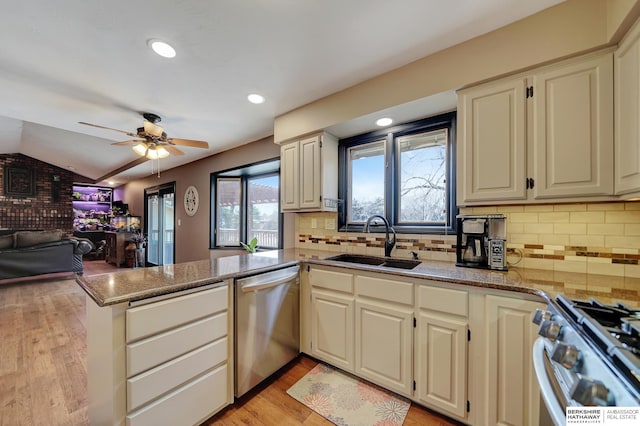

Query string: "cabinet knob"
[[570, 376, 613, 406], [551, 342, 581, 370]]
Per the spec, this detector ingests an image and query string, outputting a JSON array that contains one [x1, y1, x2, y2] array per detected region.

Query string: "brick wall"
[[295, 201, 640, 278], [0, 154, 75, 232]]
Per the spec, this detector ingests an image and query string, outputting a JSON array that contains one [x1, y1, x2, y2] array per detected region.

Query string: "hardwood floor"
[[206, 356, 462, 426], [0, 264, 461, 426], [0, 278, 89, 426]]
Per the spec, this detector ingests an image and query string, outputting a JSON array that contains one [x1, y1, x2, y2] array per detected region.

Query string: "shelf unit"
[[72, 184, 112, 230]]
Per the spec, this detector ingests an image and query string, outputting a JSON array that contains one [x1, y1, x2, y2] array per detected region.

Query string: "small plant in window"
[[241, 237, 258, 253]]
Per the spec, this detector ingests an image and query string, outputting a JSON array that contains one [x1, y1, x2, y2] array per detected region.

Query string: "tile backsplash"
[[294, 202, 640, 278]]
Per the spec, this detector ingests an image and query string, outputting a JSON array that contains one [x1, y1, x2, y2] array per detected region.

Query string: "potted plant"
[[241, 237, 258, 253]]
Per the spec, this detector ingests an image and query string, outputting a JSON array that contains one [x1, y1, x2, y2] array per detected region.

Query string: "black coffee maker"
[[456, 214, 507, 270]]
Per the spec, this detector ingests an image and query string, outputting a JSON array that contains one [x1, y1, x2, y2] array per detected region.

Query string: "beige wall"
[[274, 0, 640, 142], [120, 136, 288, 263]]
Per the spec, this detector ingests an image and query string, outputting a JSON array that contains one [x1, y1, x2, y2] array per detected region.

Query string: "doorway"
[[144, 182, 175, 266]]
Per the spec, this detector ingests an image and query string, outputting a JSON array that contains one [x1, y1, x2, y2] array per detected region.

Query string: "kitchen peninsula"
[[77, 249, 640, 425]]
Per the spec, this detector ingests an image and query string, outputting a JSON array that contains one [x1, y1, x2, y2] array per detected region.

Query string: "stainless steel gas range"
[[532, 295, 640, 425]]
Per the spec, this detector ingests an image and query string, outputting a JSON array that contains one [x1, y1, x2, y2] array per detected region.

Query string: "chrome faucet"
[[364, 215, 396, 257]]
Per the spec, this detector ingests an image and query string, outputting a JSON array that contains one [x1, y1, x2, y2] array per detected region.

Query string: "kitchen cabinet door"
[[532, 52, 613, 199], [354, 299, 413, 396], [457, 49, 614, 205], [415, 284, 468, 421], [482, 295, 543, 426], [279, 132, 338, 212], [299, 135, 322, 209], [280, 141, 299, 209], [311, 290, 355, 372], [615, 18, 640, 196], [415, 311, 467, 419], [457, 77, 528, 204]]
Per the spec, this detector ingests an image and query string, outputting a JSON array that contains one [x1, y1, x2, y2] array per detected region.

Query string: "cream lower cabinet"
[[415, 284, 469, 422], [476, 294, 544, 426], [309, 267, 355, 372], [86, 282, 233, 426], [354, 274, 414, 397], [305, 264, 546, 426]]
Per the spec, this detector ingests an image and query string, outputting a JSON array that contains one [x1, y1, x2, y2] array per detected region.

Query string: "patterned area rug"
[[287, 363, 410, 426]]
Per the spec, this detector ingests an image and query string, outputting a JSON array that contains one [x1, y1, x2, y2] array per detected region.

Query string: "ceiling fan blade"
[[167, 138, 209, 149], [143, 121, 164, 138], [164, 145, 185, 156], [111, 140, 144, 146], [78, 121, 138, 137]]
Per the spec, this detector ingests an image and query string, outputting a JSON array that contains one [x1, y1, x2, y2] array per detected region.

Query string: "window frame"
[[210, 158, 282, 250], [337, 111, 457, 234]]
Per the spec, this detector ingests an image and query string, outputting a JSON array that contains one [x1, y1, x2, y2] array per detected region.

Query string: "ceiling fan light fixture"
[[132, 142, 148, 156], [146, 146, 170, 160], [148, 39, 176, 58]]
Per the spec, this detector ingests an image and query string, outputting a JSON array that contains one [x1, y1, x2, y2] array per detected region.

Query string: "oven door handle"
[[533, 337, 565, 426]]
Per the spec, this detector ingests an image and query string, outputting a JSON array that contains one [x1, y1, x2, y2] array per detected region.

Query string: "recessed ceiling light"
[[108, 181, 115, 185], [376, 117, 393, 127], [148, 39, 176, 58], [248, 94, 265, 104]]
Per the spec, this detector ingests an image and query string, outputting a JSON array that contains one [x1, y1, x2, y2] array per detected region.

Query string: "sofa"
[[0, 230, 94, 280]]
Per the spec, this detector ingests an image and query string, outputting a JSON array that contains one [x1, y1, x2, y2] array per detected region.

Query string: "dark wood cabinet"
[[105, 231, 133, 267]]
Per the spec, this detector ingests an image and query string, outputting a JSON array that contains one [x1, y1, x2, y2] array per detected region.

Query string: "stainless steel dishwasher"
[[234, 265, 300, 397]]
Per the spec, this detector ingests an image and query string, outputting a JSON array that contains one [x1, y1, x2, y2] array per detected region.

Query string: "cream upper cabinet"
[[280, 132, 338, 211], [615, 18, 640, 197], [479, 294, 543, 426], [458, 50, 614, 205], [457, 77, 528, 203], [532, 52, 613, 199], [415, 284, 469, 421], [280, 141, 299, 210]]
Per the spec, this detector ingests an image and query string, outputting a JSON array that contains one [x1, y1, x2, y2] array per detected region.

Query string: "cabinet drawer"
[[355, 275, 413, 306], [309, 268, 353, 293], [417, 285, 468, 317], [127, 312, 227, 377], [127, 337, 227, 412], [126, 284, 227, 343], [127, 364, 228, 426]]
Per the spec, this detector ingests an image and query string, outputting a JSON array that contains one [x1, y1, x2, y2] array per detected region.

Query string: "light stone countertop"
[[77, 248, 640, 307]]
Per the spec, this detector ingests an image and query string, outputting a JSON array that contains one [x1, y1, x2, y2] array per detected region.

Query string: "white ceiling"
[[0, 0, 564, 185]]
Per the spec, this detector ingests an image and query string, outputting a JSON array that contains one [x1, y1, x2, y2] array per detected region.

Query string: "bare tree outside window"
[[348, 141, 385, 223], [339, 112, 455, 233], [398, 129, 448, 224]]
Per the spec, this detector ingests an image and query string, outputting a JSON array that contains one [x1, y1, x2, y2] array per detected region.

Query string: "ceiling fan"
[[79, 112, 209, 160]]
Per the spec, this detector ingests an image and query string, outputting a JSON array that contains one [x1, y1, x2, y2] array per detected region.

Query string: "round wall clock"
[[184, 185, 199, 216]]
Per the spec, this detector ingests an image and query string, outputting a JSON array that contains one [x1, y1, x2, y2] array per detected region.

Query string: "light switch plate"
[[325, 218, 335, 230], [311, 218, 317, 228]]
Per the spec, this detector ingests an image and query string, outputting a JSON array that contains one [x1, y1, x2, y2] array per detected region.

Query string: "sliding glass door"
[[145, 183, 175, 266]]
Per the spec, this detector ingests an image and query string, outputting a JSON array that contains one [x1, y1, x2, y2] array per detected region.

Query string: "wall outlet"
[[325, 218, 335, 230], [311, 218, 317, 229]]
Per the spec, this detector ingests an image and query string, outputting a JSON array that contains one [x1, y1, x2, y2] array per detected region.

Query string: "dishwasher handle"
[[240, 267, 299, 293]]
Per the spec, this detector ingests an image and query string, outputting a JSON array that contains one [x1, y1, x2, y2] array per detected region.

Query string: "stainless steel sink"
[[326, 254, 420, 270]]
